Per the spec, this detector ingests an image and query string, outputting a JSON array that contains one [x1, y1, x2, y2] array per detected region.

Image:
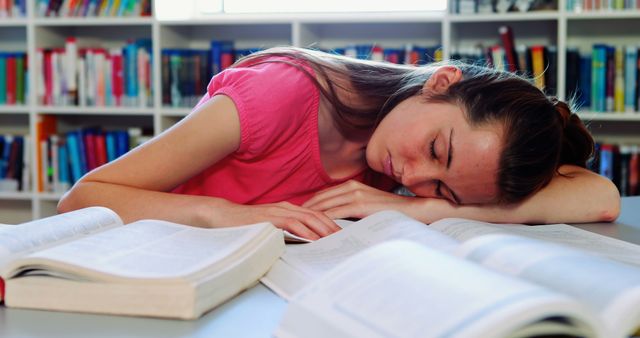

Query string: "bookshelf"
[[1, 0, 639, 223]]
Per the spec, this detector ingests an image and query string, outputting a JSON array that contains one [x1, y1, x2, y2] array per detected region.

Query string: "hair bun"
[[550, 98, 594, 167]]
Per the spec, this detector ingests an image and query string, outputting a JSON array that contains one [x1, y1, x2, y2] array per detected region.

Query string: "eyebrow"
[[446, 129, 461, 205]]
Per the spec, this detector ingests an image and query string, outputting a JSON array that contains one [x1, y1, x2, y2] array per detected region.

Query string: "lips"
[[384, 154, 400, 182]]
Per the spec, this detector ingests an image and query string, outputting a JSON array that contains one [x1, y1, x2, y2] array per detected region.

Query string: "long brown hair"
[[234, 47, 594, 204]]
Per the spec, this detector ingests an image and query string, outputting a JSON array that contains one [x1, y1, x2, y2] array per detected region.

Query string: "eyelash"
[[430, 138, 443, 197], [430, 138, 437, 160]]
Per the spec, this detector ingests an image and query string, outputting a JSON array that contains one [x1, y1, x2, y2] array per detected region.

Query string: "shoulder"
[[207, 56, 321, 155]]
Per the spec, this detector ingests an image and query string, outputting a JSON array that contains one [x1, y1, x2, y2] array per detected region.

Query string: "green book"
[[0, 54, 6, 105]]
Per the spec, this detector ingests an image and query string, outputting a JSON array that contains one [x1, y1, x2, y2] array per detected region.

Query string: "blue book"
[[625, 46, 637, 112], [0, 53, 6, 105], [599, 145, 615, 181], [19, 0, 27, 16], [210, 40, 234, 75], [124, 41, 138, 104], [591, 44, 607, 112], [0, 135, 7, 178], [105, 131, 117, 162], [66, 132, 83, 184], [578, 55, 592, 109], [58, 142, 70, 188], [115, 130, 129, 158]]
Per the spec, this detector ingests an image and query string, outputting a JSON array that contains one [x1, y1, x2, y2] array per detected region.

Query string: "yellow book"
[[531, 46, 546, 91], [614, 46, 625, 113]]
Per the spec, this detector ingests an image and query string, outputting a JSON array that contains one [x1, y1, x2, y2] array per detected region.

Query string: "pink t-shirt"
[[173, 57, 394, 205]]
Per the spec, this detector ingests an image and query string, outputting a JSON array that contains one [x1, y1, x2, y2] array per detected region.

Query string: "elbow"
[[596, 179, 621, 222]]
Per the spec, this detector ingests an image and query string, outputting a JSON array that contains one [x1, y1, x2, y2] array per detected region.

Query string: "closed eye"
[[430, 137, 438, 160]]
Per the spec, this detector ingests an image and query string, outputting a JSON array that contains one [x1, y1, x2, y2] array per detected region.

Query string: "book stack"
[[0, 52, 28, 106], [36, 37, 153, 108], [0, 0, 26, 17], [567, 45, 640, 113], [567, 0, 639, 11], [37, 0, 152, 17], [0, 134, 29, 193], [588, 142, 640, 197], [35, 115, 149, 193]]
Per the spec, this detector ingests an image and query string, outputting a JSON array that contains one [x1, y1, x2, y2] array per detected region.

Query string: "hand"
[[302, 180, 421, 220], [214, 201, 341, 240]]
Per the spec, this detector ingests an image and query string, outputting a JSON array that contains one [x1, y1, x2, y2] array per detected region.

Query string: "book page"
[[275, 240, 600, 338], [283, 210, 458, 279], [14, 220, 273, 280], [263, 211, 457, 299], [458, 234, 640, 338], [0, 207, 122, 268], [430, 218, 640, 267]]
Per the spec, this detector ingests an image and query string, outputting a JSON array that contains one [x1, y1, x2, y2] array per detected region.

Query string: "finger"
[[276, 203, 341, 234], [282, 220, 321, 241]]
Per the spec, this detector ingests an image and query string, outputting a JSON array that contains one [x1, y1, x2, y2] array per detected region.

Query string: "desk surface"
[[2, 196, 640, 338]]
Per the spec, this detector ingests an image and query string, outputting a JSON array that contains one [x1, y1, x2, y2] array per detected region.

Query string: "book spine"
[[628, 46, 640, 110], [0, 54, 6, 105], [105, 131, 116, 162], [5, 54, 16, 105], [15, 53, 25, 104], [592, 45, 607, 112], [58, 138, 70, 191], [606, 46, 615, 112], [614, 46, 625, 113], [531, 46, 546, 91], [498, 25, 519, 73], [65, 131, 82, 183]]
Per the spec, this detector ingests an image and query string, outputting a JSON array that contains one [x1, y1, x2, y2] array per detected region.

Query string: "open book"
[[0, 206, 284, 319], [265, 210, 640, 338]]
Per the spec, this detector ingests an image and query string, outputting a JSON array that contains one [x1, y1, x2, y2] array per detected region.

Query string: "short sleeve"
[[205, 59, 320, 157]]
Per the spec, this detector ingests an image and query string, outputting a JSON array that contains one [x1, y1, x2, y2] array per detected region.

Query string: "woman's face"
[[366, 96, 503, 205]]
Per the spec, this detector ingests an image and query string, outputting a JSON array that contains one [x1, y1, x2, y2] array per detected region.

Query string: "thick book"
[[0, 207, 284, 320], [265, 210, 640, 338]]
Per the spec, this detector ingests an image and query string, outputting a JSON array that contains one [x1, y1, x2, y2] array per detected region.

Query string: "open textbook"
[[264, 210, 640, 338], [0, 207, 284, 319]]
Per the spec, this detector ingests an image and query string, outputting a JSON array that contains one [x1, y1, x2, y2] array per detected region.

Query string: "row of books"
[[0, 52, 28, 106], [589, 142, 640, 197], [0, 0, 26, 17], [36, 116, 149, 193], [452, 0, 557, 14], [567, 0, 640, 11], [566, 45, 640, 113], [451, 44, 558, 96], [37, 38, 153, 108], [38, 0, 152, 17], [0, 134, 29, 192], [162, 42, 443, 107]]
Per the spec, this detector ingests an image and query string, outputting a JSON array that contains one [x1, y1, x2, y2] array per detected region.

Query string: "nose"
[[401, 162, 440, 187]]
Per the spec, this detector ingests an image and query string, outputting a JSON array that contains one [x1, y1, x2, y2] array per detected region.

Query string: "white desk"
[[1, 196, 639, 338]]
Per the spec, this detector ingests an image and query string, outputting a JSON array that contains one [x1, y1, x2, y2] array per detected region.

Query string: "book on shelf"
[[36, 38, 152, 108], [0, 0, 26, 17], [589, 141, 640, 197], [0, 206, 284, 319], [567, 0, 639, 11], [265, 210, 640, 338], [0, 134, 29, 192], [38, 0, 151, 17], [572, 43, 640, 114], [0, 52, 27, 106]]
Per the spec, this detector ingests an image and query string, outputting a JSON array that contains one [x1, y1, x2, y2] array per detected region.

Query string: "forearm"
[[410, 167, 621, 225], [57, 180, 228, 227]]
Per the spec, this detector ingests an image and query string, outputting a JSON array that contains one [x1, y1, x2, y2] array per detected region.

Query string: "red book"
[[499, 25, 519, 73], [112, 52, 123, 106], [630, 150, 639, 196], [83, 130, 97, 171], [94, 132, 107, 167], [6, 55, 16, 104], [44, 50, 53, 105], [0, 277, 5, 302]]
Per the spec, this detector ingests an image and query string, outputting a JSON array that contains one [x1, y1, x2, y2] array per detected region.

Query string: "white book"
[[266, 210, 640, 338], [0, 207, 284, 320]]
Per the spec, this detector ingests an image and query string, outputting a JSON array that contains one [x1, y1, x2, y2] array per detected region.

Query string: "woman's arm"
[[304, 165, 621, 224], [58, 95, 339, 239]]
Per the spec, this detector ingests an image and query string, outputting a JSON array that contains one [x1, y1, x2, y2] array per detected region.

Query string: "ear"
[[423, 66, 463, 94]]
